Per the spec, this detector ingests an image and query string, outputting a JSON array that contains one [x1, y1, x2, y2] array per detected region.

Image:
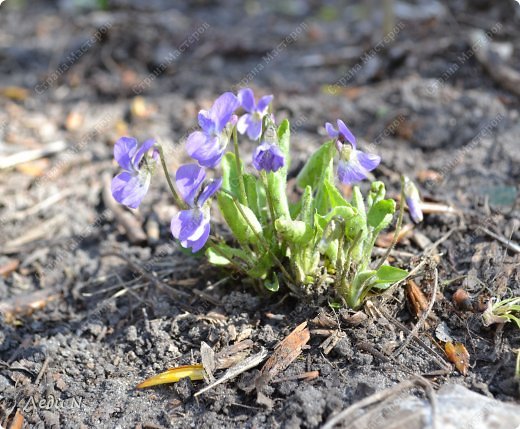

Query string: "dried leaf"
[[417, 169, 443, 184], [0, 86, 29, 101], [0, 259, 19, 277], [15, 158, 50, 177], [310, 312, 337, 328], [136, 364, 205, 389], [452, 288, 473, 311], [65, 111, 84, 131], [255, 321, 310, 391], [445, 342, 470, 376], [376, 223, 414, 248], [9, 409, 24, 429], [406, 280, 429, 318], [0, 289, 60, 323]]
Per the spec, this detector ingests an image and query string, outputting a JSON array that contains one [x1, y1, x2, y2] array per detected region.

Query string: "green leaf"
[[206, 248, 231, 265], [324, 180, 349, 208], [247, 252, 273, 279], [344, 214, 366, 241], [347, 270, 377, 308], [367, 199, 395, 229], [275, 218, 312, 244], [351, 186, 366, 220], [264, 275, 280, 292], [266, 119, 291, 219], [221, 152, 241, 196], [373, 265, 408, 288], [206, 243, 252, 267], [217, 193, 263, 245], [244, 173, 262, 220], [296, 140, 334, 189], [366, 181, 386, 209], [299, 186, 314, 225]]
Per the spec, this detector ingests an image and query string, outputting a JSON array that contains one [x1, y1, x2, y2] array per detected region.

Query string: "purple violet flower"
[[170, 164, 222, 253], [186, 92, 240, 168], [325, 119, 381, 185], [252, 142, 285, 173], [111, 137, 158, 209], [237, 88, 273, 140], [404, 176, 423, 223]]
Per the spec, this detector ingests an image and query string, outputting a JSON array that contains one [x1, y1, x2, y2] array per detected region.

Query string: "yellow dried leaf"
[[137, 364, 205, 389]]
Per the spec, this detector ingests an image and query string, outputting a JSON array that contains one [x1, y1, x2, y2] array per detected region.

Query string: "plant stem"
[[261, 172, 277, 226], [375, 175, 405, 270], [335, 234, 345, 295], [221, 188, 296, 286], [156, 145, 187, 210], [233, 126, 248, 206]]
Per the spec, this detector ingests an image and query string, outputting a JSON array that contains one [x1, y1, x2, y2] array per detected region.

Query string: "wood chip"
[[200, 342, 216, 382], [255, 321, 310, 392]]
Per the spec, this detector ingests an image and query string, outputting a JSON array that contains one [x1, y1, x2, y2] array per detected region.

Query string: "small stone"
[[174, 377, 193, 402]]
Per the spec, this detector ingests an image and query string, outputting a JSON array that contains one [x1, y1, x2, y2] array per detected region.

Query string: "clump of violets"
[[110, 88, 422, 309]]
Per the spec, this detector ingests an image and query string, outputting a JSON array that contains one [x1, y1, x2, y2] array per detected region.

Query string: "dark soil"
[[1, 1, 519, 428]]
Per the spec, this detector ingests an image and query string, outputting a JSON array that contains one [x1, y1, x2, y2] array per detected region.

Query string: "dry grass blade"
[[194, 348, 269, 397], [478, 226, 520, 254], [470, 29, 520, 97], [322, 377, 437, 429], [255, 321, 310, 391], [2, 214, 66, 254], [0, 140, 67, 170], [419, 202, 461, 216]]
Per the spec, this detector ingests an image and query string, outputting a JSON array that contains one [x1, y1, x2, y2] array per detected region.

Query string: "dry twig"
[[322, 377, 437, 429]]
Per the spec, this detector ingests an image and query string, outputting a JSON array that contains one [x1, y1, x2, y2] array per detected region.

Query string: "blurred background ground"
[[0, 0, 519, 428]]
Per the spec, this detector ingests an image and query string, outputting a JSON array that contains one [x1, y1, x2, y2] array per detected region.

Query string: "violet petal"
[[114, 137, 138, 171], [238, 88, 255, 112], [175, 164, 205, 207]]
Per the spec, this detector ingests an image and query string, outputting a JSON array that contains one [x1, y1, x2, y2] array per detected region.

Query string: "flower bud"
[[403, 176, 423, 223]]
